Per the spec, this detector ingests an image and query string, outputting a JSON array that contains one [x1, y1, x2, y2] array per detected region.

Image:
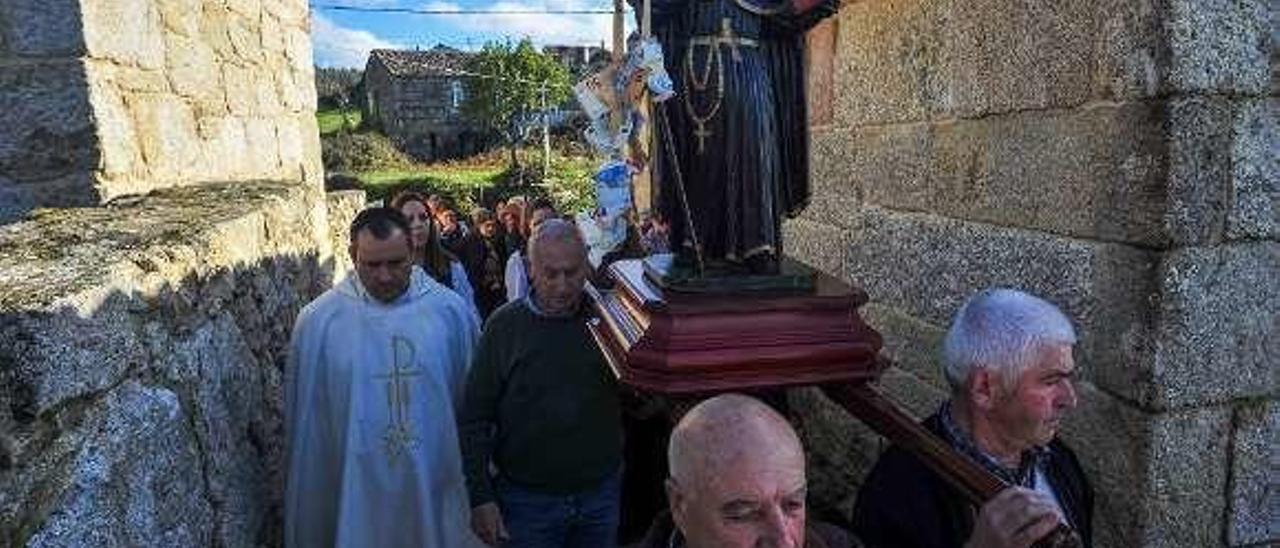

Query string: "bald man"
[[635, 394, 852, 548]]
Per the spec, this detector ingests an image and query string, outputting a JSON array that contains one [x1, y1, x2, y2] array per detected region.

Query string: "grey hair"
[[941, 288, 1076, 392], [528, 218, 586, 263]]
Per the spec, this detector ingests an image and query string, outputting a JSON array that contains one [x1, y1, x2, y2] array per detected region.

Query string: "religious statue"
[[643, 0, 837, 276]]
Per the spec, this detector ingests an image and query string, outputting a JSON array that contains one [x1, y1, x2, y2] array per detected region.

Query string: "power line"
[[310, 3, 629, 15]]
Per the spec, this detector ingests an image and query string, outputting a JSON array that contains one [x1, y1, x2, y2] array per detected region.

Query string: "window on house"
[[450, 81, 464, 111]]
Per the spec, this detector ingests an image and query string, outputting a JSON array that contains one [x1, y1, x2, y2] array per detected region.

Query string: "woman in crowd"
[[438, 208, 468, 256], [392, 192, 480, 320], [499, 202, 526, 258], [460, 208, 509, 319]]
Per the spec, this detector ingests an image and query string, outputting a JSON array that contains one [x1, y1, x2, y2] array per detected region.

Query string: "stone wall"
[[0, 182, 333, 546], [326, 189, 367, 280], [0, 0, 362, 545], [0, 0, 322, 220], [789, 2, 1277, 547]]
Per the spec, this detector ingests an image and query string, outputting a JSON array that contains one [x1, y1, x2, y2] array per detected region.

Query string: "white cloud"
[[310, 13, 400, 68], [327, 0, 405, 6], [423, 0, 627, 49]]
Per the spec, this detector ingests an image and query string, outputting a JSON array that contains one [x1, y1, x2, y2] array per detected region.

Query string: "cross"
[[717, 18, 742, 62], [694, 122, 711, 154], [377, 336, 422, 463]]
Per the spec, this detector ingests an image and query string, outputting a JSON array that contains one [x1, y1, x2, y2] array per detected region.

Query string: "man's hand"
[[964, 487, 1064, 548], [471, 502, 509, 547]]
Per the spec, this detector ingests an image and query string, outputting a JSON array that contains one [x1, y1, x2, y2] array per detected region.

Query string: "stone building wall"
[[0, 0, 322, 220], [787, 2, 1276, 547], [366, 62, 483, 162]]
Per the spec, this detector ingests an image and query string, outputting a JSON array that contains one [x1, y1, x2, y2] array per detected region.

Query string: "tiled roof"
[[368, 46, 472, 78]]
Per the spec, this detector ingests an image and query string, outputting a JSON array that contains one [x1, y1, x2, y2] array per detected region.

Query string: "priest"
[[285, 207, 483, 547]]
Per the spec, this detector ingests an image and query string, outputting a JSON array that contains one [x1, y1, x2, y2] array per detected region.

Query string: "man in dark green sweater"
[[460, 219, 624, 548]]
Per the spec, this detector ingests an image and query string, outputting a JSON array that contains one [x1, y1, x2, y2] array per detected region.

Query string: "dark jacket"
[[458, 232, 507, 318], [458, 298, 622, 506], [632, 512, 854, 548], [851, 414, 1093, 548]]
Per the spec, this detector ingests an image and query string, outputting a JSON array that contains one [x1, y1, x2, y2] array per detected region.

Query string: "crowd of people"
[[376, 193, 669, 322], [284, 197, 1093, 548]]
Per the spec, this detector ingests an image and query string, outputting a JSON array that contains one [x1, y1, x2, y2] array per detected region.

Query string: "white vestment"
[[285, 267, 482, 548]]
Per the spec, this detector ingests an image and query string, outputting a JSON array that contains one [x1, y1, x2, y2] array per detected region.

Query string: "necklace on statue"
[[682, 19, 740, 155], [682, 52, 724, 155]]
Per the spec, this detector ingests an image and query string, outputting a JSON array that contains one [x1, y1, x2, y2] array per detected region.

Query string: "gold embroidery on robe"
[[378, 336, 422, 464]]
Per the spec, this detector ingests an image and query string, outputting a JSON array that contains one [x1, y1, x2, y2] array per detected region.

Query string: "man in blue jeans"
[[459, 219, 624, 547]]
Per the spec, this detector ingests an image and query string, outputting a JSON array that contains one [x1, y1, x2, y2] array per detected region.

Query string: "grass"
[[355, 165, 506, 206], [317, 108, 363, 135], [341, 147, 600, 211]]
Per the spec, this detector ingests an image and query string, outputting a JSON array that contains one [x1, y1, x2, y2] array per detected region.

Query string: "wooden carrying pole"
[[642, 0, 651, 37], [612, 0, 625, 60], [822, 383, 1083, 548]]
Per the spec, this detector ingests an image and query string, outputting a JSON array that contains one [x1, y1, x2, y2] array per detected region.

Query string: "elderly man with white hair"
[[460, 218, 624, 548], [852, 288, 1094, 548]]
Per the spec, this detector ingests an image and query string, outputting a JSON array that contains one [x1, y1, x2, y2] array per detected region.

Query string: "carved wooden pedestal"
[[587, 259, 885, 394]]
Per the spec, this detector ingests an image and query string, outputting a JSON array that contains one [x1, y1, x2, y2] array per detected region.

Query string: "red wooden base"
[[587, 260, 885, 394]]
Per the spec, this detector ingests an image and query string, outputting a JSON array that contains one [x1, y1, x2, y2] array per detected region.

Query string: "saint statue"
[[644, 0, 837, 276]]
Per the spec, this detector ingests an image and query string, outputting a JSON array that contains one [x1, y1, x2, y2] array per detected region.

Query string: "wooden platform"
[[587, 259, 885, 394]]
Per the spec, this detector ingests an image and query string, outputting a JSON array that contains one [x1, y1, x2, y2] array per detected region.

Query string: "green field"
[[354, 165, 506, 206], [317, 109, 363, 135], [341, 150, 598, 212]]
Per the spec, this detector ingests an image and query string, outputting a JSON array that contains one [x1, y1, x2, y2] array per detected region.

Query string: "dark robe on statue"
[[644, 0, 834, 264]]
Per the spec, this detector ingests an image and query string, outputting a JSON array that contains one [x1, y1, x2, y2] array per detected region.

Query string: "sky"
[[310, 0, 635, 68]]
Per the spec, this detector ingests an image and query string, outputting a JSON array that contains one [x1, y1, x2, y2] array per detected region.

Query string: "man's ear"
[[348, 242, 358, 264], [969, 368, 998, 411], [666, 478, 688, 527]]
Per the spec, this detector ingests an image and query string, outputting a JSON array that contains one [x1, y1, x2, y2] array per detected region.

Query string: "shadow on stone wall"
[[0, 250, 335, 547]]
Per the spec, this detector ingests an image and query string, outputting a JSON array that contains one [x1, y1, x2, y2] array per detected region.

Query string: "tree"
[[463, 39, 572, 170], [314, 67, 364, 111]]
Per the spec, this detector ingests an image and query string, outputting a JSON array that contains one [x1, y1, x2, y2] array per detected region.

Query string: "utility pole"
[[541, 81, 550, 178]]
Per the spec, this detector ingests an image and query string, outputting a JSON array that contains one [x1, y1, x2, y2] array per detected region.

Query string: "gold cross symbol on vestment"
[[377, 336, 422, 464]]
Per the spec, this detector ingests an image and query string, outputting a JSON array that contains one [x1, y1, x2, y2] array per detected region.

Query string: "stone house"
[[362, 46, 487, 161]]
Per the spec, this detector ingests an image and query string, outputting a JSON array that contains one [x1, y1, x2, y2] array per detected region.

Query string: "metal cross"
[[717, 18, 743, 62], [694, 122, 711, 154]]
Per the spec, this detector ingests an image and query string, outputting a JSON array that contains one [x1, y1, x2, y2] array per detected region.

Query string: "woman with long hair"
[[459, 208, 509, 319], [392, 191, 481, 320], [498, 201, 526, 257]]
